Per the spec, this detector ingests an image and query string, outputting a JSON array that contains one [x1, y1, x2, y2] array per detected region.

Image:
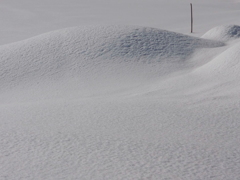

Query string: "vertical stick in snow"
[[190, 3, 193, 33]]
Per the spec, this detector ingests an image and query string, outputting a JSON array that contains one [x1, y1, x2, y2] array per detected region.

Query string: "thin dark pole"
[[190, 3, 193, 33]]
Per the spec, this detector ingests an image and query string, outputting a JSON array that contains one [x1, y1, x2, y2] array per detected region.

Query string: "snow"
[[202, 25, 240, 41], [195, 41, 240, 77], [0, 25, 223, 103], [1, 0, 240, 180]]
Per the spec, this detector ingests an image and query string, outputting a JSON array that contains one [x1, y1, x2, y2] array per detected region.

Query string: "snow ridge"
[[0, 25, 223, 93], [202, 25, 240, 41]]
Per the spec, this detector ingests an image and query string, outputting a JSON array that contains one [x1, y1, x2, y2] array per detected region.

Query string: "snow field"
[[1, 1, 240, 179]]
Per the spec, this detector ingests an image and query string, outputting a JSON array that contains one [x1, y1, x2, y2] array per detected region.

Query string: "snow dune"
[[196, 25, 240, 80], [195, 41, 240, 81], [2, 23, 240, 179], [202, 25, 240, 41], [0, 25, 223, 102]]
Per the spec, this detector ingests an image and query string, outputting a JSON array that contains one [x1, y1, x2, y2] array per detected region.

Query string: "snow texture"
[[202, 25, 240, 41], [0, 26, 223, 102], [1, 0, 240, 180]]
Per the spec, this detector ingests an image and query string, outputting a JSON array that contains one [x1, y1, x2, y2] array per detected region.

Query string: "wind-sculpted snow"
[[2, 1, 240, 179], [194, 41, 240, 79], [1, 97, 240, 180], [202, 25, 240, 41], [0, 26, 223, 100]]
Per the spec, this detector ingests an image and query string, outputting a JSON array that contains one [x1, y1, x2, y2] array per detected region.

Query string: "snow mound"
[[202, 25, 240, 41], [194, 41, 240, 79], [0, 25, 223, 100]]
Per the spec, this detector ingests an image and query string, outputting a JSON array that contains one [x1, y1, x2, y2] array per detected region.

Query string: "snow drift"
[[2, 1, 240, 179], [0, 25, 223, 101], [202, 25, 240, 41], [195, 41, 240, 79]]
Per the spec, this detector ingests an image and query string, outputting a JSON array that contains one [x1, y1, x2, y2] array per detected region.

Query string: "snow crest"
[[0, 25, 223, 100], [202, 25, 240, 41]]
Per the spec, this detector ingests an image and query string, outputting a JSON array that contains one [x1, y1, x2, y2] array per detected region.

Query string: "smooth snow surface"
[[195, 41, 240, 77], [1, 1, 240, 180]]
